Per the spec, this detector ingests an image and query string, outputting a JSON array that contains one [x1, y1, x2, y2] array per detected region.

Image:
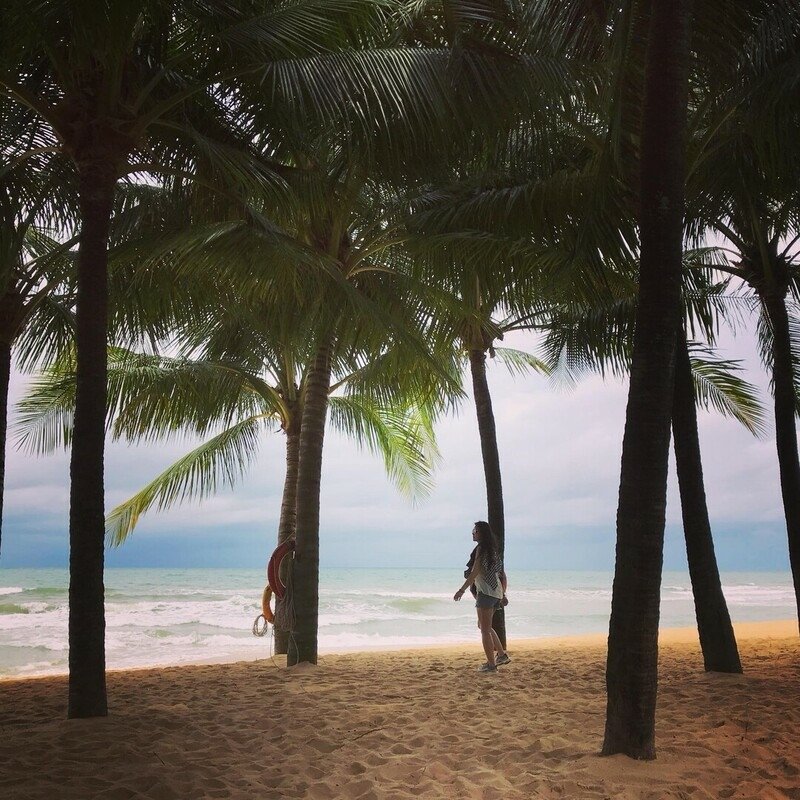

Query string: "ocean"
[[0, 568, 795, 678]]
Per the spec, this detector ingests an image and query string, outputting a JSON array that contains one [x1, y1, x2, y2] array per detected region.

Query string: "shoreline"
[[2, 618, 795, 683]]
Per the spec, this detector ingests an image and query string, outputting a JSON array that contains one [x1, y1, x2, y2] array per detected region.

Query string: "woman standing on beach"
[[454, 521, 510, 672]]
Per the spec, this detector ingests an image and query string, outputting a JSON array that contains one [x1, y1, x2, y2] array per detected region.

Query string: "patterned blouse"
[[474, 546, 504, 599]]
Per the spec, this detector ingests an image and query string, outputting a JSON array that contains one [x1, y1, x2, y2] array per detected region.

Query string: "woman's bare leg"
[[489, 627, 506, 657], [478, 607, 496, 665]]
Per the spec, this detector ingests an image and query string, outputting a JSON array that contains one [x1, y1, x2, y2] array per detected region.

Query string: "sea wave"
[[386, 597, 440, 613], [722, 585, 795, 605], [340, 589, 452, 600], [17, 587, 66, 598], [510, 588, 613, 599], [0, 605, 66, 631], [1, 568, 794, 677], [0, 604, 30, 615]]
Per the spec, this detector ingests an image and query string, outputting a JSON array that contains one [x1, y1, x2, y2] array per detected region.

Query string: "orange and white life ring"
[[261, 585, 274, 624], [267, 539, 295, 599]]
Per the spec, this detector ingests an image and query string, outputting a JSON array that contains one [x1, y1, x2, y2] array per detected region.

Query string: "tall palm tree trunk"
[[288, 344, 332, 665], [0, 288, 24, 558], [468, 348, 506, 648], [0, 337, 10, 557], [602, 0, 692, 760], [673, 330, 742, 672], [68, 166, 115, 718], [274, 422, 300, 655], [763, 293, 800, 631]]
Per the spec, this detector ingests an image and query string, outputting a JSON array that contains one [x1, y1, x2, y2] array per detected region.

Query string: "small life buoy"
[[267, 539, 295, 599], [261, 585, 274, 624]]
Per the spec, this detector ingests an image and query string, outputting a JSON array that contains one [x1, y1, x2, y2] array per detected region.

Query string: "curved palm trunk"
[[602, 0, 692, 760], [274, 423, 301, 655], [468, 348, 506, 648], [0, 337, 10, 557], [68, 168, 115, 718], [763, 294, 800, 631], [287, 344, 332, 665], [673, 331, 741, 672]]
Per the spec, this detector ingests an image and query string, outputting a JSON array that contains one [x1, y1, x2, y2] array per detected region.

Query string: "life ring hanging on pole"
[[253, 539, 295, 637], [268, 539, 296, 599], [261, 585, 274, 623], [253, 585, 274, 636]]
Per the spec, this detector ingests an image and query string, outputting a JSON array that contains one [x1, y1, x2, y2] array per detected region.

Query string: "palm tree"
[[686, 0, 800, 628], [0, 220, 76, 555], [672, 327, 742, 673], [0, 103, 78, 556], [702, 235, 800, 628], [0, 0, 262, 717], [542, 257, 763, 676], [275, 165, 460, 667], [433, 286, 549, 651], [406, 249, 551, 649], [19, 228, 449, 656], [602, 0, 694, 759]]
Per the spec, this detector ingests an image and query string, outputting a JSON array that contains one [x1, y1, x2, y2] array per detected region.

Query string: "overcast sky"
[[0, 325, 791, 573]]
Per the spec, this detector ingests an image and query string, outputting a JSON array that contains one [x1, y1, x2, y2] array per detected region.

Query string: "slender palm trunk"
[[673, 330, 741, 672], [468, 348, 506, 648], [0, 337, 11, 557], [274, 422, 300, 655], [763, 294, 800, 631], [0, 288, 24, 559], [287, 344, 332, 665], [68, 167, 115, 718], [602, 0, 692, 759]]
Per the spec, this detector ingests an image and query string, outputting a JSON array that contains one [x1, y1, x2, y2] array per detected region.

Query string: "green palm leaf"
[[328, 395, 440, 501], [105, 415, 266, 546], [489, 346, 550, 378], [13, 368, 75, 454], [14, 347, 283, 452], [689, 344, 767, 437]]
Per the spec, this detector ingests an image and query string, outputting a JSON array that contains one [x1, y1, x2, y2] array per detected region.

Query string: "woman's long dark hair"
[[473, 520, 499, 564]]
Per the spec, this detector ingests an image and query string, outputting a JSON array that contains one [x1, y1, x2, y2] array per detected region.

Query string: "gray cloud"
[[1, 328, 791, 571]]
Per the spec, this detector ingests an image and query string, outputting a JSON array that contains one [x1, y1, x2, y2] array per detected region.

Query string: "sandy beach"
[[2, 620, 798, 800]]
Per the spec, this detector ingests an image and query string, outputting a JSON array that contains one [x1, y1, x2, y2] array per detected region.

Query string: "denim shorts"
[[475, 592, 502, 610]]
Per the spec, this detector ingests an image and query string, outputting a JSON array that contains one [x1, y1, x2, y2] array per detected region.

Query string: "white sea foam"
[[721, 585, 795, 606], [0, 587, 24, 596], [341, 589, 453, 600], [0, 606, 67, 632]]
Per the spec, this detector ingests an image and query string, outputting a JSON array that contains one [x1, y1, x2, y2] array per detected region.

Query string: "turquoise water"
[[0, 568, 795, 677]]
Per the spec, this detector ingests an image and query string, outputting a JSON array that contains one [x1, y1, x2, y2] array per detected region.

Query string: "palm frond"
[[13, 367, 75, 454], [327, 395, 439, 501], [105, 415, 265, 546], [488, 346, 550, 378], [689, 344, 767, 436]]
